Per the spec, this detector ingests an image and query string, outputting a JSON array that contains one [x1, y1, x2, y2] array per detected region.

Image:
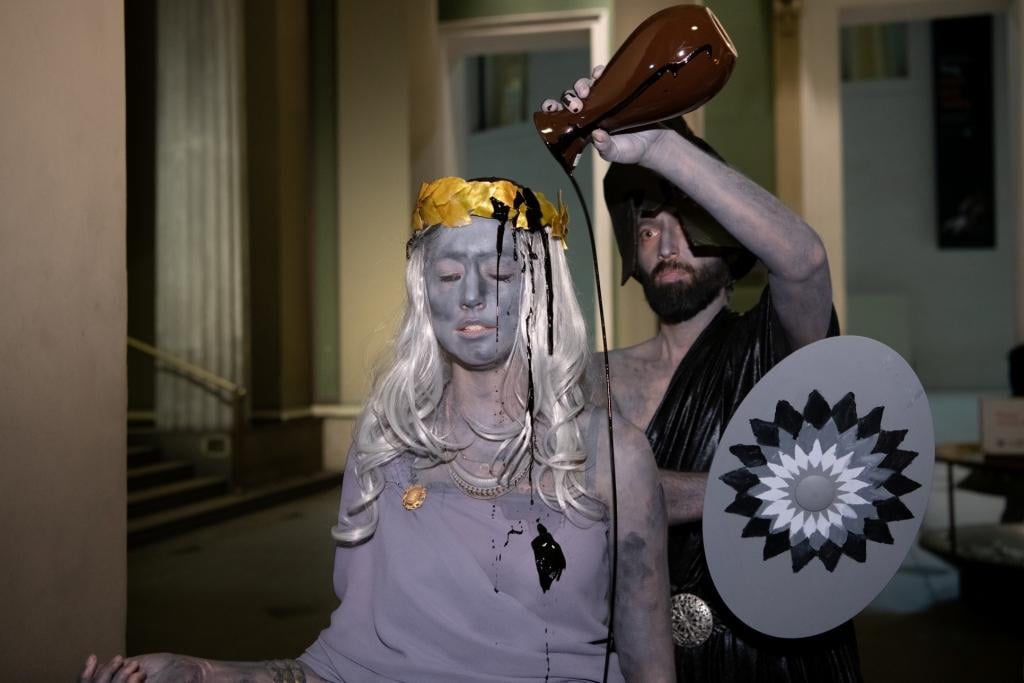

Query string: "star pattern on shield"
[[720, 390, 921, 573]]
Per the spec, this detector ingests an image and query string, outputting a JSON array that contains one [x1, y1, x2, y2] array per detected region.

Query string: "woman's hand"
[[539, 64, 668, 167], [79, 653, 205, 683], [78, 655, 145, 683]]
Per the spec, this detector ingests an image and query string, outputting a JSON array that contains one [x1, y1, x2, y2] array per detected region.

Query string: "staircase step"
[[128, 476, 228, 518], [128, 470, 342, 547], [128, 460, 195, 492], [127, 431, 158, 447], [127, 417, 157, 446], [128, 445, 161, 468]]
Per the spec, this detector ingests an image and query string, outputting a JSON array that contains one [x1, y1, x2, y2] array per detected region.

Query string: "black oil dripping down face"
[[491, 197, 510, 344], [514, 186, 555, 356], [531, 522, 566, 592]]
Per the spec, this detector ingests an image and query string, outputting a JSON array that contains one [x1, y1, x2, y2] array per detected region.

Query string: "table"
[[924, 443, 1024, 568]]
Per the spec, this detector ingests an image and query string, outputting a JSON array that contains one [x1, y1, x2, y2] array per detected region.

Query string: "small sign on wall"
[[980, 398, 1024, 454]]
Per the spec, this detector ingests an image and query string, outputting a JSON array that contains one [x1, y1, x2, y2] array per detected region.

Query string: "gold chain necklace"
[[439, 390, 529, 498]]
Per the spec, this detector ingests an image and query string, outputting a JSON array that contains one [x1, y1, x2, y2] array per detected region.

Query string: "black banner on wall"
[[932, 15, 995, 248]]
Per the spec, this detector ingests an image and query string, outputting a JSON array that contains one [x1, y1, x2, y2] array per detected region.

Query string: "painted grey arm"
[[597, 416, 676, 682], [659, 469, 707, 525], [595, 127, 833, 349]]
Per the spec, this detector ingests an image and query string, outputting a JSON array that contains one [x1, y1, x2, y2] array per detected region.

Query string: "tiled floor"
[[129, 489, 1024, 681]]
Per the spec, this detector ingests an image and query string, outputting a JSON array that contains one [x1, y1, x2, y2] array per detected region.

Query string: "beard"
[[636, 258, 730, 324]]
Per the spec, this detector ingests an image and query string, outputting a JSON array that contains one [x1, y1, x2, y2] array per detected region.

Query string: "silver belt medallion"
[[670, 593, 713, 647]]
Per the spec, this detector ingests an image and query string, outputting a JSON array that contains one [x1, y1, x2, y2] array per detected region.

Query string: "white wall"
[[842, 18, 1015, 393]]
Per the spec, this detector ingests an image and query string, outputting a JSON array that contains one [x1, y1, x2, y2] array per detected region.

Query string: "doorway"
[[441, 9, 613, 346]]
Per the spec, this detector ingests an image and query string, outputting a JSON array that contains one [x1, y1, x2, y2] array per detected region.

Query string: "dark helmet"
[[603, 117, 755, 285]]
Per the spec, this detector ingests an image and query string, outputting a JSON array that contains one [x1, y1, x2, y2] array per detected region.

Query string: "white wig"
[[332, 223, 600, 544]]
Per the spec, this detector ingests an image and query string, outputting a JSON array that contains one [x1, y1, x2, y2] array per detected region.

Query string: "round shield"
[[703, 335, 934, 639]]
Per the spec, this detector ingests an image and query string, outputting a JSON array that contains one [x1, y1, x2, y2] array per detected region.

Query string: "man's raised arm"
[[594, 126, 833, 350]]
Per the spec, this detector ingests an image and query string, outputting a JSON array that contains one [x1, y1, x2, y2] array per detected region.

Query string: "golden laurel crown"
[[411, 176, 569, 244]]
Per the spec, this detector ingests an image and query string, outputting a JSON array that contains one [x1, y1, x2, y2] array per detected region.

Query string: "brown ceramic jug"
[[533, 5, 737, 175]]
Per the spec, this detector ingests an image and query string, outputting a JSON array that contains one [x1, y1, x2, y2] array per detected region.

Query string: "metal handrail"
[[127, 336, 246, 397], [128, 335, 248, 491]]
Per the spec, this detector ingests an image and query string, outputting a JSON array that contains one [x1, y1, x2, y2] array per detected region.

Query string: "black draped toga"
[[645, 289, 862, 682]]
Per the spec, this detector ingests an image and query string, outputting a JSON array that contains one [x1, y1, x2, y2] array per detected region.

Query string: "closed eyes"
[[437, 272, 513, 283]]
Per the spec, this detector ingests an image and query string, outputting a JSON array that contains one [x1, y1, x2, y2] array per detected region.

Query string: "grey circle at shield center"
[[794, 474, 835, 512]]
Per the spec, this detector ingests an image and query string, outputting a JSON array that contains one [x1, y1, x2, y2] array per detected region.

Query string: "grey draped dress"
[[301, 456, 622, 682]]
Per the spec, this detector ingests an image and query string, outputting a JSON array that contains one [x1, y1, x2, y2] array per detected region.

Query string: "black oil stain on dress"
[[544, 627, 551, 682], [491, 536, 501, 594], [504, 522, 524, 547], [531, 522, 566, 592]]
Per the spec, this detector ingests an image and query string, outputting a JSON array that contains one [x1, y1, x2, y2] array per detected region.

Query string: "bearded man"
[[544, 70, 862, 682]]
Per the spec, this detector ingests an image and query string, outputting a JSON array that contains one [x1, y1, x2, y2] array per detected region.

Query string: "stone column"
[[1, 1, 126, 676], [155, 0, 247, 431]]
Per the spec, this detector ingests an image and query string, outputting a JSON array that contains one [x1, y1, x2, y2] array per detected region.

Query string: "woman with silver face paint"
[[80, 178, 673, 683]]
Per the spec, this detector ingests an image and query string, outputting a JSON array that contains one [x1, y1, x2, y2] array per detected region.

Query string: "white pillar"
[[155, 0, 247, 431]]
